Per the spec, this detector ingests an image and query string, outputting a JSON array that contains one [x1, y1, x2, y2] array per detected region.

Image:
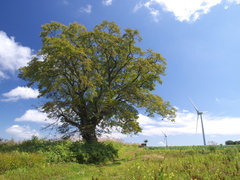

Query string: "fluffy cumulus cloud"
[[9, 108, 240, 140], [136, 109, 240, 137], [1, 86, 39, 102], [6, 125, 39, 139], [0, 31, 33, 78], [134, 0, 240, 22], [15, 109, 55, 124], [102, 0, 113, 6], [80, 4, 92, 13], [95, 108, 240, 140], [101, 108, 240, 139], [156, 0, 221, 22]]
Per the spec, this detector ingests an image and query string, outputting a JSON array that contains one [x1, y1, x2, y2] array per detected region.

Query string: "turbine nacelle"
[[189, 97, 207, 146], [160, 129, 168, 147]]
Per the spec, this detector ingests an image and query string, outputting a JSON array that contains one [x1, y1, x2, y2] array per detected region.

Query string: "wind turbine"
[[160, 129, 168, 147], [189, 97, 207, 145]]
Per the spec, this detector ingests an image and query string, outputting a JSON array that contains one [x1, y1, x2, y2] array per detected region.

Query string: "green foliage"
[[40, 140, 76, 163], [225, 140, 235, 145], [19, 20, 176, 143], [147, 145, 240, 151], [0, 138, 120, 164], [208, 145, 217, 153], [70, 141, 118, 164], [0, 151, 46, 174], [226, 140, 240, 145], [225, 147, 239, 161], [1, 143, 240, 179]]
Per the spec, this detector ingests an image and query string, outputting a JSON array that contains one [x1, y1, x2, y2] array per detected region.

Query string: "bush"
[[70, 141, 118, 164], [0, 138, 120, 165], [41, 140, 76, 163]]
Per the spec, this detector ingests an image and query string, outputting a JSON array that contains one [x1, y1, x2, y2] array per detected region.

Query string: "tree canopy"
[[19, 21, 176, 143]]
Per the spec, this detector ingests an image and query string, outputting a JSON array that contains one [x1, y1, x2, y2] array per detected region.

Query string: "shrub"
[[70, 141, 118, 164], [0, 138, 120, 165], [39, 140, 76, 163]]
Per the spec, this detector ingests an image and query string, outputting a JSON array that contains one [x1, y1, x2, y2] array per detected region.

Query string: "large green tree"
[[19, 21, 176, 143]]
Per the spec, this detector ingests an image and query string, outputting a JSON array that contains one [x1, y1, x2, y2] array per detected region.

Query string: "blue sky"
[[1, 0, 240, 146]]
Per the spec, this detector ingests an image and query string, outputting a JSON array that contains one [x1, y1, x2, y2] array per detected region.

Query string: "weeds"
[[0, 151, 46, 174], [0, 139, 240, 179]]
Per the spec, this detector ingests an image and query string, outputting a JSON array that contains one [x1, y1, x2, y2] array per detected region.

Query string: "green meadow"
[[0, 137, 240, 180]]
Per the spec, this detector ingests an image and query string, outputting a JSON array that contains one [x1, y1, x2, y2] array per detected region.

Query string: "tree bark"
[[81, 124, 97, 143]]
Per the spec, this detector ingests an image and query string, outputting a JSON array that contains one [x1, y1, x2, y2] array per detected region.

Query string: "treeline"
[[225, 140, 240, 145]]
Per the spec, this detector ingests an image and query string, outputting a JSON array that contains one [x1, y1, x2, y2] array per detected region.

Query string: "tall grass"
[[0, 151, 46, 174], [0, 138, 240, 179]]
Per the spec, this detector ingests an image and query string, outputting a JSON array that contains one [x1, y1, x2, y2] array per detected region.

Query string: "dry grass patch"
[[142, 154, 165, 161]]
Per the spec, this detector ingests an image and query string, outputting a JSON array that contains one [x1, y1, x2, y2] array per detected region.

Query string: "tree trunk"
[[81, 124, 97, 143]]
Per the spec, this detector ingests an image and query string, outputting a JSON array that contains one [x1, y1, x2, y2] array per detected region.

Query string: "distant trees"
[[225, 140, 240, 145]]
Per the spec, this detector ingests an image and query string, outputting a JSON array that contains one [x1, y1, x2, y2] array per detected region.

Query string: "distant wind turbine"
[[160, 129, 168, 147], [189, 97, 207, 145]]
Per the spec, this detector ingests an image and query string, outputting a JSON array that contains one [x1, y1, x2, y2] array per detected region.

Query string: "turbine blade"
[[160, 128, 167, 137], [189, 97, 200, 113]]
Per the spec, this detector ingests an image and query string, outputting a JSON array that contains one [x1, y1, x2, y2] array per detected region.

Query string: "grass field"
[[0, 138, 239, 179]]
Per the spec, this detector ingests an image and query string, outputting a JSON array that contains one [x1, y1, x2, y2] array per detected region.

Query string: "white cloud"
[[148, 8, 160, 22], [156, 0, 221, 22], [134, 3, 143, 12], [134, 1, 160, 22], [158, 141, 166, 146], [225, 0, 240, 9], [100, 132, 129, 139], [102, 0, 113, 6], [134, 0, 226, 22], [138, 114, 160, 125], [15, 109, 55, 124], [0, 31, 33, 78], [6, 125, 39, 139], [135, 109, 240, 137], [227, 0, 240, 4], [12, 107, 240, 140], [1, 86, 39, 102], [80, 4, 92, 13], [0, 71, 8, 79]]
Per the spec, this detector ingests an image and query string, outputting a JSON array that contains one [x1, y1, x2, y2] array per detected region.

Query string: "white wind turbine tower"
[[160, 129, 168, 147], [189, 97, 207, 145]]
